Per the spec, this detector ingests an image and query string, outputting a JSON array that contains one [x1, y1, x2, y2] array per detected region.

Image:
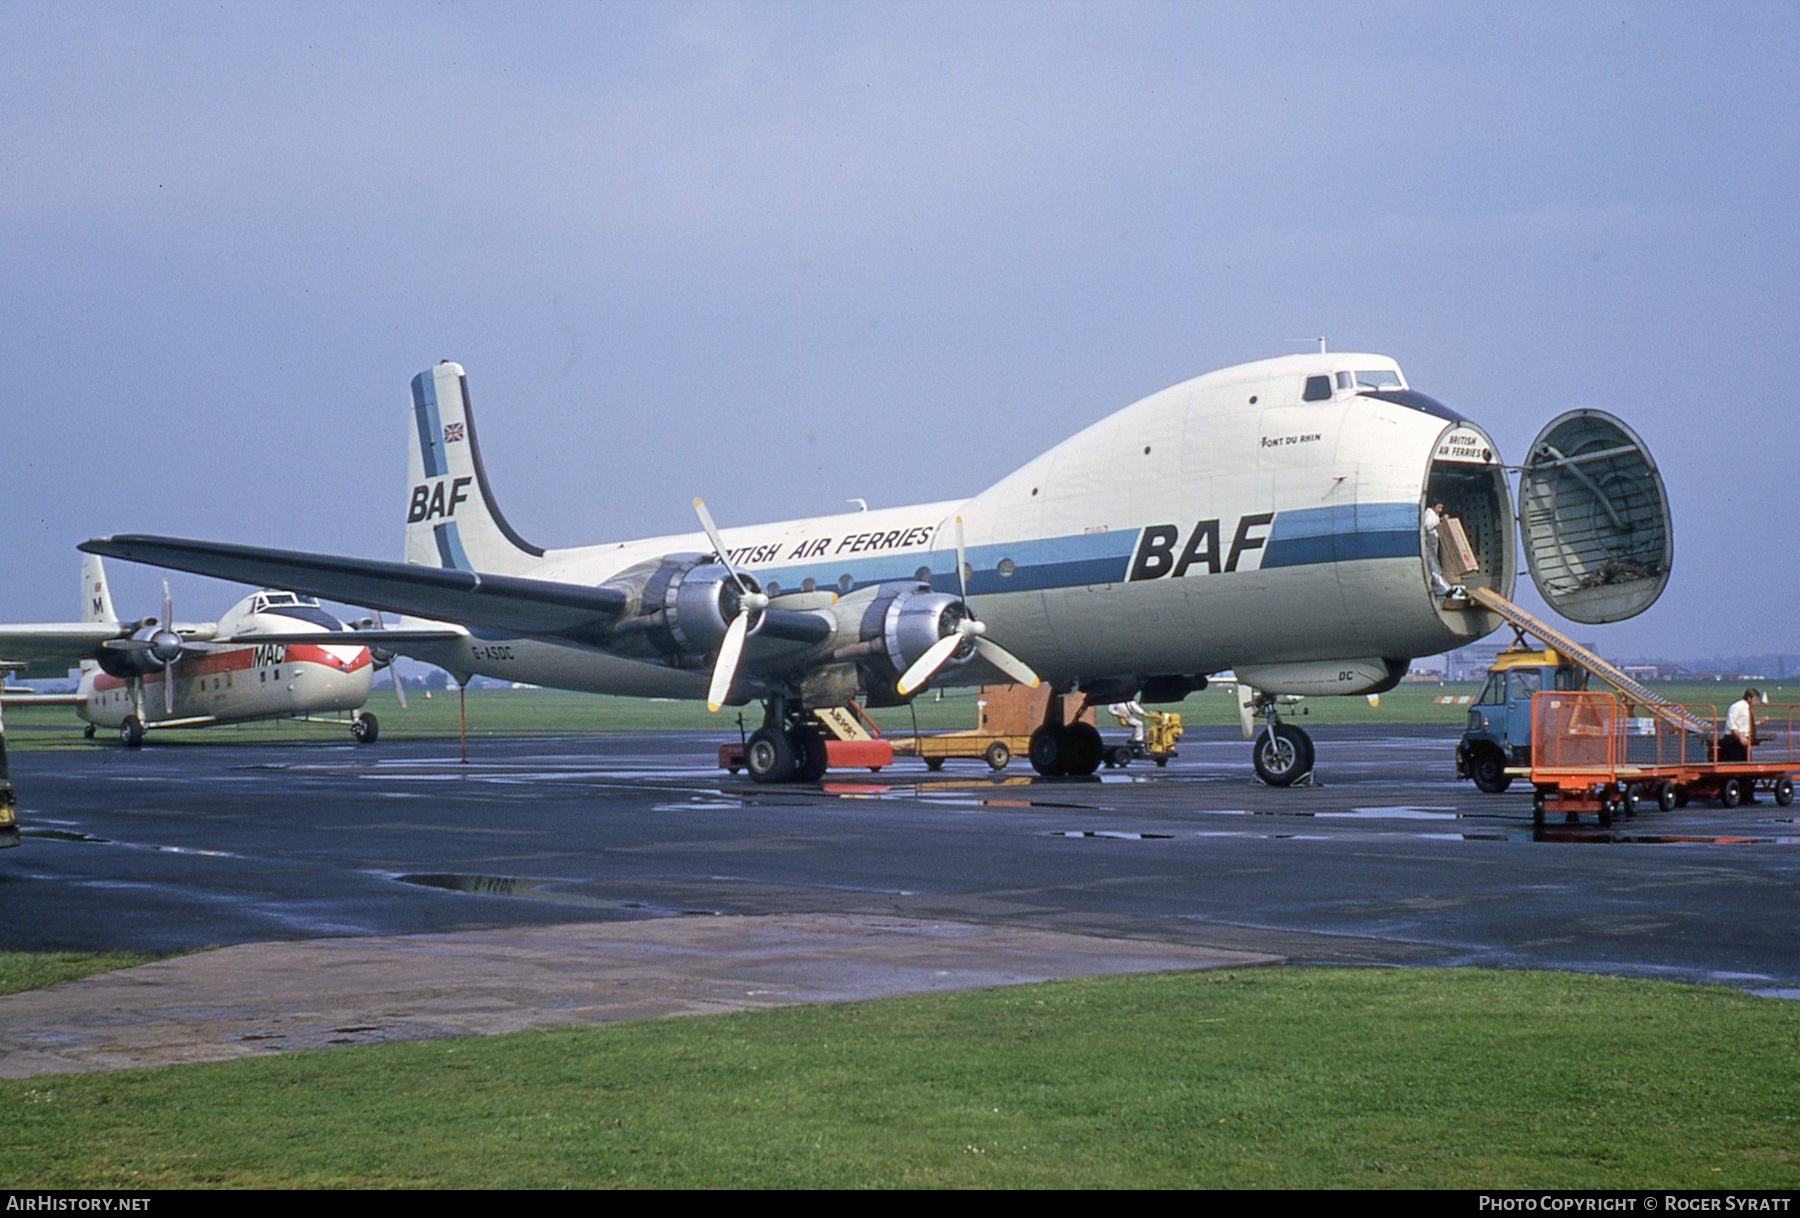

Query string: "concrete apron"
[[0, 914, 1278, 1078]]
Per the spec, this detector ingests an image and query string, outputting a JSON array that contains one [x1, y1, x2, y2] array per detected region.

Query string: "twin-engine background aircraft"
[[0, 555, 417, 746], [83, 351, 1672, 783]]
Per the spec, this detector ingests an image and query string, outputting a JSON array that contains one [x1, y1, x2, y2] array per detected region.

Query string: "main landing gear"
[[1026, 693, 1105, 777], [1246, 692, 1315, 787], [744, 695, 828, 785]]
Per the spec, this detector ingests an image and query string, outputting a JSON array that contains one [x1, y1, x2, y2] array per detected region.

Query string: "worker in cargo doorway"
[[1423, 502, 1463, 600], [1721, 688, 1762, 768]]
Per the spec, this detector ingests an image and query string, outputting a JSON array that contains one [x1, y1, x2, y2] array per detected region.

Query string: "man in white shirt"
[[1722, 688, 1761, 766]]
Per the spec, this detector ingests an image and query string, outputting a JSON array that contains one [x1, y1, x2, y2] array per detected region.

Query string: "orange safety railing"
[[1534, 694, 1798, 777], [1531, 691, 1620, 775]]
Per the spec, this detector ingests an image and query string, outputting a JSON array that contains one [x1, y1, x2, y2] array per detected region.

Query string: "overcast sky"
[[2, 2, 1795, 660]]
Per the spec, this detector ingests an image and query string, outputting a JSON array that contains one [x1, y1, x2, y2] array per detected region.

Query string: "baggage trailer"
[[888, 684, 1091, 772], [1524, 690, 1796, 826]]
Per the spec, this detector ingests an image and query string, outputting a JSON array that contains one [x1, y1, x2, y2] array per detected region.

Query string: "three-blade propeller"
[[694, 499, 770, 712], [896, 517, 1039, 697]]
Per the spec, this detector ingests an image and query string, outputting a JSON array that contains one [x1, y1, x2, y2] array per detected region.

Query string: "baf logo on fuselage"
[[1128, 514, 1274, 582], [408, 476, 472, 523]]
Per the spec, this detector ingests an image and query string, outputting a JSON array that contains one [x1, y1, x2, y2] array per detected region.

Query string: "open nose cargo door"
[[1517, 410, 1672, 625]]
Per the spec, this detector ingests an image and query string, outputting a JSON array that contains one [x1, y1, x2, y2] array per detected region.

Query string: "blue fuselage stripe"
[[739, 504, 1419, 595]]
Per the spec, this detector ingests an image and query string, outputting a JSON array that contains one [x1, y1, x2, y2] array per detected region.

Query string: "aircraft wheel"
[[1469, 747, 1512, 794], [1719, 778, 1742, 808], [984, 741, 1011, 771], [83, 724, 97, 739], [119, 716, 144, 749], [745, 727, 797, 784], [1775, 776, 1794, 807], [1063, 723, 1103, 776], [352, 712, 379, 745], [1656, 782, 1678, 812], [791, 725, 828, 783], [1028, 725, 1068, 777], [1252, 724, 1313, 787]]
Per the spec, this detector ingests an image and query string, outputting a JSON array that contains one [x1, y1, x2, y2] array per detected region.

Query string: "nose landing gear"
[[1245, 692, 1315, 787]]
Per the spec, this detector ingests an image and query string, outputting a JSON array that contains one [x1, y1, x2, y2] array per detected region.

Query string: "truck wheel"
[[924, 758, 944, 772], [1656, 782, 1678, 812], [984, 741, 1011, 771], [1720, 778, 1743, 808], [119, 716, 144, 748], [1469, 748, 1512, 794], [1531, 791, 1546, 826], [1621, 784, 1641, 817], [1253, 724, 1314, 787], [1775, 776, 1794, 807]]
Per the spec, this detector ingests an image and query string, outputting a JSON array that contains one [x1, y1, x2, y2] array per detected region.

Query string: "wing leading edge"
[[79, 535, 628, 645]]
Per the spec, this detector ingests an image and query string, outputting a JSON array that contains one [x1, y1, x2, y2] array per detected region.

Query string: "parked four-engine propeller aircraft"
[[0, 555, 453, 746], [82, 352, 1671, 782]]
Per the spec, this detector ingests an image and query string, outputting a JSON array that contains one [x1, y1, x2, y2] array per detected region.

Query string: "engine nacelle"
[[95, 626, 184, 680], [856, 584, 974, 696], [602, 554, 759, 663]]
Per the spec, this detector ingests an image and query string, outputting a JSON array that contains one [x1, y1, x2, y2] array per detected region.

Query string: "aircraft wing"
[[80, 535, 628, 645], [0, 623, 133, 677]]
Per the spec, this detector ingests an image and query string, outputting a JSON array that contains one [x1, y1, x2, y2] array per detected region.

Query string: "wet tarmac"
[[0, 725, 1792, 996]]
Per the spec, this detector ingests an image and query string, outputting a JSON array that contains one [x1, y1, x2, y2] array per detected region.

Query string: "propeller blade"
[[973, 637, 1040, 688], [953, 516, 968, 602], [159, 579, 177, 714], [392, 666, 409, 710], [693, 498, 750, 593], [707, 611, 750, 712], [897, 632, 964, 698]]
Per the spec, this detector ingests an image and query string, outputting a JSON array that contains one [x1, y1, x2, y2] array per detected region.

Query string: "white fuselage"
[[80, 598, 373, 729], [400, 353, 1512, 699]]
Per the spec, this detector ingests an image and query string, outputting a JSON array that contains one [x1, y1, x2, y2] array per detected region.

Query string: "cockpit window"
[[1355, 370, 1403, 390], [1477, 674, 1505, 705], [1302, 375, 1333, 402], [1336, 371, 1352, 390]]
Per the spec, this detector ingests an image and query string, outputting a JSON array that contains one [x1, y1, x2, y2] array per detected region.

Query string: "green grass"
[[1, 968, 1795, 1188], [4, 681, 1792, 751], [0, 952, 165, 998]]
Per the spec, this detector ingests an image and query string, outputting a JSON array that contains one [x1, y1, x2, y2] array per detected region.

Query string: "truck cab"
[[1457, 649, 1587, 793]]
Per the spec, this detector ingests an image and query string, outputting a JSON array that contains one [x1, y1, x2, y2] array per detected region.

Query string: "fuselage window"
[[1303, 375, 1332, 402]]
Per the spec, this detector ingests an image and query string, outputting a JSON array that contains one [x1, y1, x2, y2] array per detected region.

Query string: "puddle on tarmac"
[[393, 873, 546, 898], [389, 873, 721, 914], [20, 828, 110, 844]]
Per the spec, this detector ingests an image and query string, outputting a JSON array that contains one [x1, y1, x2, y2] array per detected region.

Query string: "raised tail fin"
[[81, 553, 119, 625], [405, 362, 545, 576]]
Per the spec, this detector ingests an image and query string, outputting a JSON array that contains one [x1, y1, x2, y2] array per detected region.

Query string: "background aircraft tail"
[[81, 553, 119, 625], [405, 361, 545, 576]]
